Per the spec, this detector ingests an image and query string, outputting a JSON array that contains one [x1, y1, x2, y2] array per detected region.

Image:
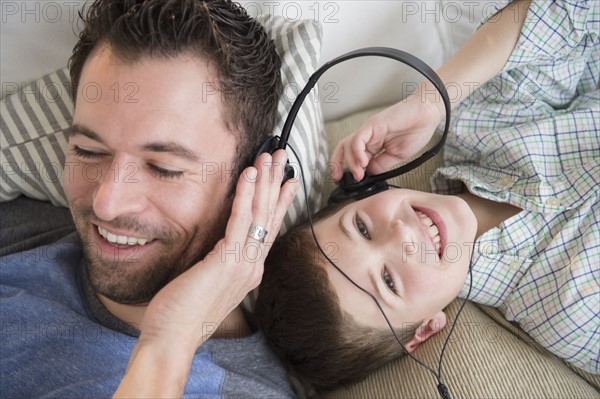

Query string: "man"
[[0, 0, 297, 397]]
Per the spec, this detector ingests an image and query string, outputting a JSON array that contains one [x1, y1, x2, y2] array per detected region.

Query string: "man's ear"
[[404, 311, 447, 353]]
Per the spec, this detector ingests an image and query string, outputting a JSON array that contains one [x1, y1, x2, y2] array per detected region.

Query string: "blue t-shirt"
[[0, 238, 294, 398]]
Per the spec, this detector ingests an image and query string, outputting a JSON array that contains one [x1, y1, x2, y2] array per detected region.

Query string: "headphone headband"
[[276, 47, 451, 204], [277, 48, 460, 399]]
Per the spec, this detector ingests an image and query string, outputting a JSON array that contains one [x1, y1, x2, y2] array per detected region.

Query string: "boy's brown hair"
[[255, 205, 416, 391]]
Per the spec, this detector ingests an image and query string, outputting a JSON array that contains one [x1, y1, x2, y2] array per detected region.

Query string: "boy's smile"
[[314, 189, 477, 329]]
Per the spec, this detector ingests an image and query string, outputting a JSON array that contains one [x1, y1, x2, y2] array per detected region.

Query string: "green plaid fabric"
[[433, 0, 599, 374]]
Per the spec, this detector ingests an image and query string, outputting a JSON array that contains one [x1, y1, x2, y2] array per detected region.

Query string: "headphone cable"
[[286, 143, 474, 399]]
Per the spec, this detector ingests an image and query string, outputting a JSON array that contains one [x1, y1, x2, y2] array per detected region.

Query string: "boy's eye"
[[383, 269, 397, 295], [148, 164, 184, 180], [354, 213, 371, 239]]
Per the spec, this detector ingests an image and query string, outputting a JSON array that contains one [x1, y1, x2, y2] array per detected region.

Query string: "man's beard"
[[71, 205, 228, 304]]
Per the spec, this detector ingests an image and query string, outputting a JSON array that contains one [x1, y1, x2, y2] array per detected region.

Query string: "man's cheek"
[[62, 159, 87, 200]]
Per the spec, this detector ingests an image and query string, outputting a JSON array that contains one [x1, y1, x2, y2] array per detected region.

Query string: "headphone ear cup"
[[328, 170, 389, 204], [252, 136, 280, 164], [282, 163, 295, 184], [252, 136, 295, 185]]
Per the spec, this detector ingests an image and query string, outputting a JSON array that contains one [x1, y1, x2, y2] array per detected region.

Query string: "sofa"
[[2, 1, 599, 397]]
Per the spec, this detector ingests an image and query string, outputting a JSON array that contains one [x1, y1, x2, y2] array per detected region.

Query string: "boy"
[[255, 0, 599, 390]]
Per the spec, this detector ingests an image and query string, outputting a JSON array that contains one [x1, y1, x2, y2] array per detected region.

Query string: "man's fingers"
[[250, 152, 273, 232], [263, 149, 295, 246], [270, 178, 299, 241], [223, 166, 257, 249], [269, 150, 288, 215]]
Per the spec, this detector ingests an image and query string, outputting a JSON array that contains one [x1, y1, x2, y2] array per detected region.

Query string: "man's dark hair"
[[255, 205, 416, 391], [69, 0, 283, 194]]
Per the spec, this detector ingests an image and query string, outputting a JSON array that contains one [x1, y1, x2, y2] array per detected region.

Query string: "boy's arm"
[[331, 0, 532, 180], [428, 0, 532, 114]]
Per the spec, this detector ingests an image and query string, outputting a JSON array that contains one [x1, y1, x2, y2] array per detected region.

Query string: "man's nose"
[[92, 161, 147, 221]]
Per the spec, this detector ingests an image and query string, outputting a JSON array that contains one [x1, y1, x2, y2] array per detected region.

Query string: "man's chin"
[[89, 273, 164, 305], [96, 287, 155, 305], [85, 254, 177, 305]]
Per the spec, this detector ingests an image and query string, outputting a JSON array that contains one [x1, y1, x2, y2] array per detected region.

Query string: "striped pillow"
[[0, 16, 326, 234]]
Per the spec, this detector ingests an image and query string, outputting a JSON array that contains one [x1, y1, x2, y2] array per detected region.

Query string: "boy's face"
[[63, 46, 237, 303], [314, 189, 477, 329]]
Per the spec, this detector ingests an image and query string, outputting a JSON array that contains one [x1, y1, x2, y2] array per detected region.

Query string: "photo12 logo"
[[241, 1, 340, 23], [1, 1, 86, 28]]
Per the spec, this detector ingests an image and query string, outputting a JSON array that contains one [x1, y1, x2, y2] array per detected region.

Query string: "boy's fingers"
[[350, 128, 373, 168], [330, 141, 345, 180], [366, 152, 403, 175], [346, 137, 366, 182]]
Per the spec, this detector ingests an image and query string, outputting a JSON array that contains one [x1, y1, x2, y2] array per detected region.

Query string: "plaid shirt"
[[432, 0, 599, 374]]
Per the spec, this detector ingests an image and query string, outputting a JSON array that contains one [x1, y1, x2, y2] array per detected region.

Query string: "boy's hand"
[[330, 92, 444, 182]]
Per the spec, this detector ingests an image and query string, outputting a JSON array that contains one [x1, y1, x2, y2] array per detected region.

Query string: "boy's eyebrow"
[[69, 124, 200, 162], [339, 211, 353, 241]]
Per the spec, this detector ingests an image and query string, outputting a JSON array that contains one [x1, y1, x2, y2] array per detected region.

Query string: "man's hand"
[[114, 150, 298, 398]]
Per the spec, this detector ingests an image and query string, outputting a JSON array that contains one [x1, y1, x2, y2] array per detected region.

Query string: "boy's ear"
[[405, 311, 447, 353]]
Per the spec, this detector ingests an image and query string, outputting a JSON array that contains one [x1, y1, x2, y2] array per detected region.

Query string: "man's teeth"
[[98, 226, 152, 246], [416, 210, 441, 245]]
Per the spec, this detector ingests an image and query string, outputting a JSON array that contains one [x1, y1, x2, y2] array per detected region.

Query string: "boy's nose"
[[387, 219, 418, 257]]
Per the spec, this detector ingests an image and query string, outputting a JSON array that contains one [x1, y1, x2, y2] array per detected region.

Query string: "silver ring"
[[248, 224, 268, 243]]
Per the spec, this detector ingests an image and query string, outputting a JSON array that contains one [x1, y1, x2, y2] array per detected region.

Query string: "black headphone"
[[256, 47, 459, 399], [254, 46, 451, 204]]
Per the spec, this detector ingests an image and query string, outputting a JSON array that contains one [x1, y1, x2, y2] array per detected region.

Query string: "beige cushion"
[[322, 107, 600, 399]]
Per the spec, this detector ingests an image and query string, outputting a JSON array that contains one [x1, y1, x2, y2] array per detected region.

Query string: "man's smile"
[[97, 224, 155, 246]]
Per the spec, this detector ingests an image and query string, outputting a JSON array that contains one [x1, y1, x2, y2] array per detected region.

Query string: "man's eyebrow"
[[69, 124, 200, 162], [69, 124, 105, 143], [142, 142, 200, 162], [338, 211, 354, 242]]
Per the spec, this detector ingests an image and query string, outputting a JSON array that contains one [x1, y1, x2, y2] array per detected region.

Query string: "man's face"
[[63, 46, 236, 304]]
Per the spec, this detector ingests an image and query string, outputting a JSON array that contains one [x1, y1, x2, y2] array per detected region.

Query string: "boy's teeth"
[[98, 226, 151, 246], [416, 210, 441, 244], [429, 225, 439, 238]]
